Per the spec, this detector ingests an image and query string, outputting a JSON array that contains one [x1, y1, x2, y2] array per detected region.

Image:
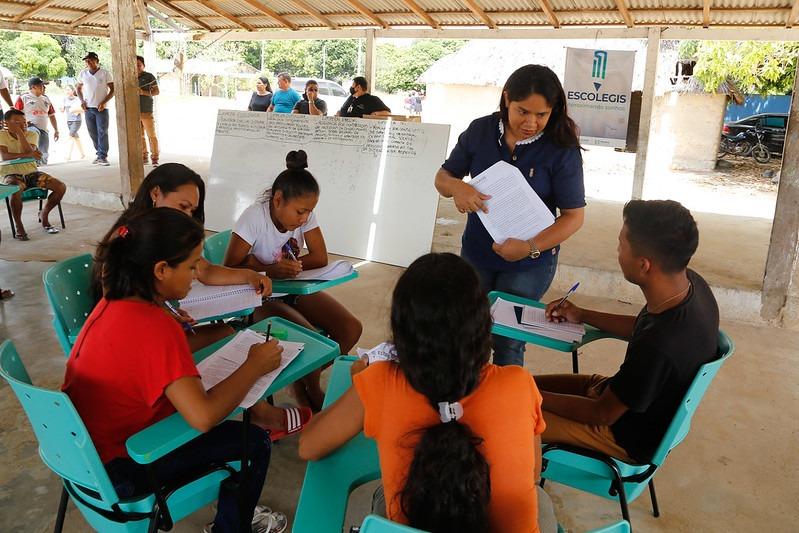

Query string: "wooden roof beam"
[[461, 0, 495, 29], [135, 0, 151, 35], [147, 5, 186, 30], [536, 0, 559, 28], [70, 0, 109, 28], [151, 0, 214, 31], [614, 0, 634, 27], [703, 0, 711, 28], [787, 0, 799, 28], [343, 0, 389, 29], [239, 0, 299, 30], [14, 0, 59, 23], [191, 0, 256, 31], [399, 0, 439, 28], [289, 0, 339, 29]]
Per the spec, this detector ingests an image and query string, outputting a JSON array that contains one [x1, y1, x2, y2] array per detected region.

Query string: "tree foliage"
[[376, 40, 465, 93], [680, 40, 799, 95], [5, 33, 68, 80]]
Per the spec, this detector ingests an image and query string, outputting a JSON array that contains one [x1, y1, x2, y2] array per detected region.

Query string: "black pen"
[[265, 321, 272, 341]]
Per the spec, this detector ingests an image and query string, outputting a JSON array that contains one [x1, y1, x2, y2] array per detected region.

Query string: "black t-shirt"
[[248, 92, 272, 112], [339, 93, 390, 118], [293, 97, 328, 115], [608, 269, 719, 462], [138, 71, 158, 113]]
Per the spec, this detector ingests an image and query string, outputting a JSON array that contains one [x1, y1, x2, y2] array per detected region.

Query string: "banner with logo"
[[564, 48, 635, 148]]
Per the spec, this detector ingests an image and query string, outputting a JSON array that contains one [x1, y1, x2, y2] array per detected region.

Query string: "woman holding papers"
[[434, 64, 585, 367], [95, 164, 309, 442], [225, 150, 363, 411], [64, 209, 288, 533]]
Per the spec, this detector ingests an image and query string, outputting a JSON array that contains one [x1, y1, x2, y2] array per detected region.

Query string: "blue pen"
[[552, 282, 580, 313], [282, 242, 298, 262], [164, 301, 196, 335]]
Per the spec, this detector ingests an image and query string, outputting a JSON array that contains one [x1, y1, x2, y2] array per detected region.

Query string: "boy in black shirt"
[[336, 76, 391, 118], [539, 200, 719, 462]]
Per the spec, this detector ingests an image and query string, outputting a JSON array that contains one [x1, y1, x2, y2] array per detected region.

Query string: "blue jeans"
[[463, 248, 559, 367], [85, 107, 109, 159], [27, 126, 49, 165], [105, 420, 270, 533]]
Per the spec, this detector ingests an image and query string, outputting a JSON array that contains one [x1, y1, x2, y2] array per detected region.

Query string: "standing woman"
[[434, 64, 585, 367], [248, 76, 273, 112], [61, 85, 85, 160], [292, 79, 327, 116]]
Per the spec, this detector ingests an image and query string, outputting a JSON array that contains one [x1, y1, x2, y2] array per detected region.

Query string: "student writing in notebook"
[[539, 200, 719, 463], [63, 208, 288, 533], [434, 65, 585, 368], [224, 150, 363, 411], [94, 164, 308, 441], [299, 253, 556, 532]]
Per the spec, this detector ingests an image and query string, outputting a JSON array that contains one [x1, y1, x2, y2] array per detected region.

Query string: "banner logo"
[[592, 50, 607, 90]]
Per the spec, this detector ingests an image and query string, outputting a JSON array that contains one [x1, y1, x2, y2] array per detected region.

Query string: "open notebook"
[[292, 260, 354, 281], [179, 281, 262, 321], [491, 297, 585, 343], [196, 329, 304, 408]]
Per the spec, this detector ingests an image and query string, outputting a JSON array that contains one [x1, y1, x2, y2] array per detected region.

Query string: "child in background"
[[224, 150, 362, 411], [299, 253, 556, 532], [63, 208, 287, 533]]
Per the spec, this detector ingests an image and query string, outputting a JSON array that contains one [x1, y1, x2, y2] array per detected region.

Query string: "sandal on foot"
[[252, 508, 287, 533], [43, 225, 60, 234], [0, 289, 14, 300], [267, 406, 312, 442], [13, 232, 29, 241]]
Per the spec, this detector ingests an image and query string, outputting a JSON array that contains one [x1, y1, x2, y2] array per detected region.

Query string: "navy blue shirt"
[[441, 113, 585, 272]]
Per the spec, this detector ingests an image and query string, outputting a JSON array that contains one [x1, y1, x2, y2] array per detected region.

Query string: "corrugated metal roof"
[[1, 0, 799, 33]]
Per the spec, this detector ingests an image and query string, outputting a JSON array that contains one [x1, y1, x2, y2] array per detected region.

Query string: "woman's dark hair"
[[257, 76, 272, 92], [499, 64, 581, 149], [98, 208, 204, 302], [129, 163, 206, 223], [392, 253, 493, 533], [266, 150, 320, 202], [623, 199, 698, 273]]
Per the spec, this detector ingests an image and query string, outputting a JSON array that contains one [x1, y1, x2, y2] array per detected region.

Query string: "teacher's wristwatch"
[[527, 239, 541, 259]]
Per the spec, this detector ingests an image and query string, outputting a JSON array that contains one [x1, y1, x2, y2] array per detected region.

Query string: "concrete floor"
[[0, 202, 797, 532]]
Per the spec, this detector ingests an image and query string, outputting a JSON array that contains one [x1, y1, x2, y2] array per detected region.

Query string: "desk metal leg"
[[571, 350, 579, 374], [5, 197, 15, 238], [240, 408, 251, 533]]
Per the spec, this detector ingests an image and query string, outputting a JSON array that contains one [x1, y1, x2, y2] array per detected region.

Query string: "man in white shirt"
[[76, 51, 114, 166], [14, 77, 59, 165], [0, 68, 13, 112]]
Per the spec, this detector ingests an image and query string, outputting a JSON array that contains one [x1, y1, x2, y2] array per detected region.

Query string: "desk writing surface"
[[271, 270, 358, 295]]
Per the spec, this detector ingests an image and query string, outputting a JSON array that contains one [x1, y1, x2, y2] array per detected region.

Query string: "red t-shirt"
[[62, 298, 199, 463]]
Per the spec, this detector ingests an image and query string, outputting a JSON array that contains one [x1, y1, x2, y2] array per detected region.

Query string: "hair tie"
[[438, 401, 463, 423], [117, 225, 130, 238]]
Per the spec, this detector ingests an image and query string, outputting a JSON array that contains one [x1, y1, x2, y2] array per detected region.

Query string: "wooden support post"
[[631, 26, 660, 200], [108, 0, 144, 204], [365, 29, 376, 91], [761, 56, 799, 321]]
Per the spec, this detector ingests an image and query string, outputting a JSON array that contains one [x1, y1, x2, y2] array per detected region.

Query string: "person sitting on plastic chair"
[[538, 199, 719, 464], [0, 108, 66, 240]]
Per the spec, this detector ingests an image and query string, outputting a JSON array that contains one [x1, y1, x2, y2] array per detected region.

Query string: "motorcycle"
[[718, 127, 771, 163]]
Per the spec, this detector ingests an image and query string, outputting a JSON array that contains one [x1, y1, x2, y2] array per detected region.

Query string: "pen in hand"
[[164, 301, 196, 335], [550, 282, 580, 321]]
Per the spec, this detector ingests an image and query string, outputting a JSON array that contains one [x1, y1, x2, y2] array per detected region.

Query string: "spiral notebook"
[[178, 281, 262, 321], [292, 260, 354, 281]]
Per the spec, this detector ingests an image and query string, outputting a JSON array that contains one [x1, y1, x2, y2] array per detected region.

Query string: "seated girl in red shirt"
[[63, 208, 287, 533], [299, 253, 555, 532]]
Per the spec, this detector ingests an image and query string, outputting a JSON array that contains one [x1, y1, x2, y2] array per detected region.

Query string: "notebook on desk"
[[491, 297, 585, 343], [292, 260, 355, 281], [179, 281, 262, 321]]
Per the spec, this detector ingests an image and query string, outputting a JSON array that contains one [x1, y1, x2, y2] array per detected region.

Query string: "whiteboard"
[[205, 110, 450, 267]]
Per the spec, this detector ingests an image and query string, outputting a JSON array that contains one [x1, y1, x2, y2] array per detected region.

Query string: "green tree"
[[376, 40, 465, 93], [681, 40, 799, 95], [58, 36, 112, 77], [14, 33, 67, 80]]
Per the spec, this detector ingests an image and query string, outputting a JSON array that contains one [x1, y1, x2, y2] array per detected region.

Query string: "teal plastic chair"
[[294, 356, 381, 533], [203, 229, 232, 265], [587, 520, 631, 533], [0, 339, 243, 533], [42, 253, 95, 356], [540, 330, 734, 526], [359, 515, 428, 532], [5, 186, 66, 238]]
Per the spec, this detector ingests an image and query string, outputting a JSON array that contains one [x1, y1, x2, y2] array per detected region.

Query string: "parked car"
[[290, 77, 350, 115], [722, 113, 787, 156]]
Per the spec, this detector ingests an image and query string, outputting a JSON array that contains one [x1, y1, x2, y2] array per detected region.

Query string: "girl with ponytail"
[[225, 149, 363, 412], [63, 208, 287, 532], [299, 253, 553, 532]]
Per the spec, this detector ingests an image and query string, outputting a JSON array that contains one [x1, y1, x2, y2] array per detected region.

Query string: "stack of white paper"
[[196, 329, 305, 408], [491, 297, 584, 343], [356, 342, 398, 364], [292, 260, 354, 281], [179, 281, 263, 320]]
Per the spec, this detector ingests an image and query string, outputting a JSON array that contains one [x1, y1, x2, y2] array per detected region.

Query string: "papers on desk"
[[356, 342, 398, 364], [179, 281, 262, 321], [196, 329, 305, 408], [491, 297, 585, 343], [470, 161, 555, 243], [292, 260, 354, 281]]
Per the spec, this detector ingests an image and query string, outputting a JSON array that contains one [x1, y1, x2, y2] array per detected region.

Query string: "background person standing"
[[61, 85, 85, 160], [76, 51, 114, 166], [14, 77, 59, 165], [248, 76, 273, 112], [268, 73, 300, 113], [137, 55, 160, 167]]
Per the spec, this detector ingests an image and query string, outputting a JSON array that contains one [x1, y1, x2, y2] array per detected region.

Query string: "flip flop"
[[13, 232, 29, 241], [267, 406, 312, 442], [43, 225, 60, 234]]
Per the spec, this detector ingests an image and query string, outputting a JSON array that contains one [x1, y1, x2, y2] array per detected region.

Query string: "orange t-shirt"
[[353, 362, 546, 533]]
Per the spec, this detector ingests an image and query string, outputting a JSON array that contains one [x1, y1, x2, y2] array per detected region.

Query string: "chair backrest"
[[360, 515, 428, 533], [650, 329, 734, 466], [0, 340, 121, 506], [203, 230, 232, 265], [42, 253, 95, 352], [586, 520, 631, 533]]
